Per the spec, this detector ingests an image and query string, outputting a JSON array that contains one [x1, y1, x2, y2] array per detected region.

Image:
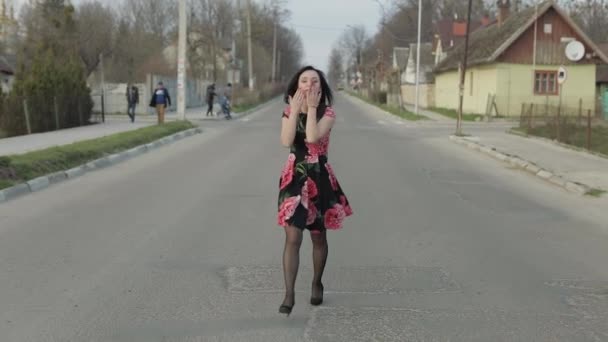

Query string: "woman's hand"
[[306, 85, 321, 108], [288, 90, 305, 113]]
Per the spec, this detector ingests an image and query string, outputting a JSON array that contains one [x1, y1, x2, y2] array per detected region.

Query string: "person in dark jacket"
[[205, 83, 216, 116], [149, 81, 171, 124], [126, 84, 139, 123]]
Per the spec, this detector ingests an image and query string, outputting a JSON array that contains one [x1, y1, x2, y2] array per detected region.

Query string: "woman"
[[277, 66, 353, 316]]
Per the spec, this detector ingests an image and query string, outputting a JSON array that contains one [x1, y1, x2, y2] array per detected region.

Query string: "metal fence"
[[0, 94, 95, 138], [519, 101, 607, 153]]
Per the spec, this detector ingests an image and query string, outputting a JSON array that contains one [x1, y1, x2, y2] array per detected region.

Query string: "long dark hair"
[[284, 65, 333, 117]]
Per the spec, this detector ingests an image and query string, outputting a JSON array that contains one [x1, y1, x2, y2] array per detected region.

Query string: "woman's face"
[[298, 70, 320, 92]]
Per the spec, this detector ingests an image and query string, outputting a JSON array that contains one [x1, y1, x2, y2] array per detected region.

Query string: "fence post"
[[23, 99, 32, 135], [587, 109, 592, 151], [578, 98, 582, 127], [54, 96, 60, 130], [555, 103, 562, 141], [101, 92, 105, 123], [528, 103, 533, 130], [78, 98, 83, 126], [520, 103, 525, 129]]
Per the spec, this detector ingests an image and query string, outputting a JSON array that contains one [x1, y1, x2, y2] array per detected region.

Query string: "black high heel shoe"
[[310, 283, 324, 306], [278, 304, 293, 316]]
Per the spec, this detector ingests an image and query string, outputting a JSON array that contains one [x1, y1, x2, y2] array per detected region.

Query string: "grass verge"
[[0, 121, 196, 190], [514, 125, 608, 156], [586, 188, 607, 197], [346, 91, 428, 121], [232, 102, 260, 114]]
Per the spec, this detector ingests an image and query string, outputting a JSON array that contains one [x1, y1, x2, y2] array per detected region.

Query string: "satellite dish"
[[565, 41, 585, 62]]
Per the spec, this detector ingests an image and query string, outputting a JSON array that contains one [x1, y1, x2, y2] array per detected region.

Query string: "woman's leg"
[[282, 225, 303, 308], [310, 230, 328, 302]]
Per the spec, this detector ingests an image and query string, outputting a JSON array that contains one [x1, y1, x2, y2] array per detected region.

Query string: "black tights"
[[282, 226, 328, 306]]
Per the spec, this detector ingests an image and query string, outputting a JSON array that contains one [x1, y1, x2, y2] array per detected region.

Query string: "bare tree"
[[188, 0, 236, 82], [327, 47, 344, 88], [121, 0, 177, 46], [568, 0, 608, 43], [340, 25, 370, 67], [75, 1, 116, 76]]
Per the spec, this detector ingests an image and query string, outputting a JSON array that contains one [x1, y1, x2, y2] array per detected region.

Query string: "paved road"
[[0, 93, 607, 341]]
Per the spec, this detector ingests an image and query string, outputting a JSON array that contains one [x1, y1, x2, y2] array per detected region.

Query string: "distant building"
[[434, 0, 608, 117]]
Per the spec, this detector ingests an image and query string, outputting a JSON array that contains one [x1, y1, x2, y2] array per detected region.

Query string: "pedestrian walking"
[[126, 84, 139, 123], [277, 65, 353, 316], [220, 83, 233, 120], [205, 83, 216, 117], [149, 81, 171, 124]]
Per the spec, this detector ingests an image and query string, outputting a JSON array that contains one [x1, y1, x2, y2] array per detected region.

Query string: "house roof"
[[410, 43, 435, 67], [434, 1, 608, 73], [406, 43, 435, 83], [393, 47, 409, 70], [0, 55, 15, 74], [433, 19, 484, 52]]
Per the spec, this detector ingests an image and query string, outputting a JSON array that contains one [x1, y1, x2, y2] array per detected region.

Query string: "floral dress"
[[277, 105, 353, 233]]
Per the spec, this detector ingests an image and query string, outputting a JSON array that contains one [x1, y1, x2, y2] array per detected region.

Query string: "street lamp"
[[415, 0, 422, 116], [177, 0, 187, 120]]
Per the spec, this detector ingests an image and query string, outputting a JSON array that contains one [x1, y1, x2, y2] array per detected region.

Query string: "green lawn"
[[232, 102, 259, 113], [515, 125, 608, 157], [0, 121, 196, 190], [347, 91, 428, 121]]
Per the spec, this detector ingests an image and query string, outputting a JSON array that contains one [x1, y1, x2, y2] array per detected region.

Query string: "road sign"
[[557, 66, 567, 84]]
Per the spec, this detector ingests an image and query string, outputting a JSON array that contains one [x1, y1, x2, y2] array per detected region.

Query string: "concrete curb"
[[449, 135, 593, 196], [0, 127, 203, 204]]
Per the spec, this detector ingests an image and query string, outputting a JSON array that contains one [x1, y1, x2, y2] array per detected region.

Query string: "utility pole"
[[271, 4, 278, 83], [277, 50, 282, 82], [176, 0, 187, 120], [415, 0, 422, 116], [272, 21, 277, 83], [100, 53, 105, 123], [246, 0, 254, 89], [456, 0, 473, 136]]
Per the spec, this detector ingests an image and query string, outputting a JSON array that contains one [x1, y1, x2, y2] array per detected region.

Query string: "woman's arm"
[[305, 107, 335, 144], [304, 87, 335, 143], [280, 90, 304, 147], [280, 107, 300, 147]]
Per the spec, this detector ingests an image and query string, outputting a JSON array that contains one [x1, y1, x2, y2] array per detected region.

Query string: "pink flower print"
[[324, 203, 346, 230], [306, 201, 318, 225], [280, 153, 296, 190], [324, 106, 336, 118], [305, 154, 319, 164], [325, 163, 338, 191], [282, 105, 291, 118], [301, 178, 318, 209], [278, 195, 301, 227], [340, 195, 353, 216], [306, 135, 330, 160], [306, 178, 318, 199]]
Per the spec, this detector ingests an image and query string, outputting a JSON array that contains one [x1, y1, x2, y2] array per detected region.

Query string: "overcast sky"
[[13, 0, 382, 73], [284, 0, 381, 73]]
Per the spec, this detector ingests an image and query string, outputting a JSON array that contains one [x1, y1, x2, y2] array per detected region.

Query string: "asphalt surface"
[[0, 93, 607, 341]]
